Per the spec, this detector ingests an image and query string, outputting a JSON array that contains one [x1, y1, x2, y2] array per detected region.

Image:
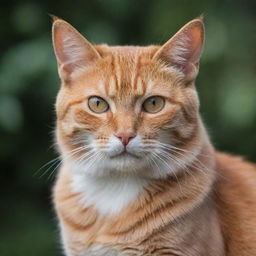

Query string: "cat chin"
[[66, 152, 183, 179], [67, 154, 149, 177]]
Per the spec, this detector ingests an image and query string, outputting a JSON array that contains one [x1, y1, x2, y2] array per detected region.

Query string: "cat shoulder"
[[215, 152, 256, 255]]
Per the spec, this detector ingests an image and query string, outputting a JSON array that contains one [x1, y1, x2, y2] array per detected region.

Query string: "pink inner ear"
[[54, 27, 85, 76], [154, 19, 204, 77], [187, 24, 204, 64], [52, 21, 100, 81], [54, 26, 66, 64]]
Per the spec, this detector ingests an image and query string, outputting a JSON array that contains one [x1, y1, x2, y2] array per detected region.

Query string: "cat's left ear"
[[153, 17, 204, 81]]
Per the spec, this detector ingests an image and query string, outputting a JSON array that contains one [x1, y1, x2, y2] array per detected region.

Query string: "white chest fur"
[[71, 173, 148, 215]]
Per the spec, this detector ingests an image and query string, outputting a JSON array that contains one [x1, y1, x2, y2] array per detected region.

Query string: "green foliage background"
[[1, 0, 255, 255]]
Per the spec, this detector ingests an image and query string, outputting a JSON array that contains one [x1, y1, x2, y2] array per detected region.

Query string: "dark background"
[[1, 0, 256, 255]]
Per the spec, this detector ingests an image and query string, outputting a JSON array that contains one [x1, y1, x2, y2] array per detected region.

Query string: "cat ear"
[[153, 17, 204, 81], [52, 17, 101, 82]]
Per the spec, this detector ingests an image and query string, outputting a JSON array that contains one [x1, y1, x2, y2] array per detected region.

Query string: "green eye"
[[142, 96, 165, 113], [88, 96, 109, 113]]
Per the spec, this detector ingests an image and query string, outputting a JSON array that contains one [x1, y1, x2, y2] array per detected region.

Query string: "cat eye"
[[88, 96, 109, 113], [142, 96, 165, 113]]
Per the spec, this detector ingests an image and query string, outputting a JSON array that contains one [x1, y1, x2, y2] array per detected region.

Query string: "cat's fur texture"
[[52, 16, 256, 256]]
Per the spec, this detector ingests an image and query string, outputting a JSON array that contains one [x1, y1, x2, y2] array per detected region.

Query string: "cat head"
[[52, 17, 205, 178]]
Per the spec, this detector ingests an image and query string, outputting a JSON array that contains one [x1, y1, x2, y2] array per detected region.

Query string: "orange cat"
[[52, 16, 256, 255]]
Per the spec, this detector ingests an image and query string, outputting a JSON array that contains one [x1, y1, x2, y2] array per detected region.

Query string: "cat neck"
[[70, 172, 149, 215]]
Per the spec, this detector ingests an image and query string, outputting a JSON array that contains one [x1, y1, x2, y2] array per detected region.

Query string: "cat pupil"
[[96, 100, 100, 106]]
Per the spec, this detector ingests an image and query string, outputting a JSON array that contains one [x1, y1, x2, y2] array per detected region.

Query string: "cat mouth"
[[110, 151, 139, 159]]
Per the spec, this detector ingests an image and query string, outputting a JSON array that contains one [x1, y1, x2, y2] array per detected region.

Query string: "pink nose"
[[115, 132, 135, 146]]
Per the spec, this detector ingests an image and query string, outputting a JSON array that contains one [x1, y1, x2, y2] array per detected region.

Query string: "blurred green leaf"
[[0, 37, 54, 94], [203, 18, 228, 62], [84, 22, 120, 44], [0, 94, 23, 132], [219, 70, 256, 128], [11, 2, 45, 35]]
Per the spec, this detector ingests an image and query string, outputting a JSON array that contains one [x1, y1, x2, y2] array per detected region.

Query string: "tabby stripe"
[[110, 195, 189, 235], [61, 209, 97, 231], [59, 97, 87, 120], [133, 55, 141, 91]]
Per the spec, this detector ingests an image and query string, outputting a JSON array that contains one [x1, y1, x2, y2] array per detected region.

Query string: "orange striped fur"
[[52, 17, 256, 255]]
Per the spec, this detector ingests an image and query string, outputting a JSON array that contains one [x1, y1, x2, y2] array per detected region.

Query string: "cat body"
[[51, 17, 256, 255], [55, 157, 223, 256]]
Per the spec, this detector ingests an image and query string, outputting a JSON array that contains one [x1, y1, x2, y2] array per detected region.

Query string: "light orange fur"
[[216, 153, 256, 255], [51, 17, 256, 255]]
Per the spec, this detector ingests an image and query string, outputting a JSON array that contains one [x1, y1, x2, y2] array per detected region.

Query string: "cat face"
[[52, 17, 204, 178]]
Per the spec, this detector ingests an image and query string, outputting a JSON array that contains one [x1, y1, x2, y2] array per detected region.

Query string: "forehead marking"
[[98, 81, 107, 96], [132, 54, 141, 91], [145, 80, 154, 94], [136, 77, 145, 96], [114, 55, 121, 90], [108, 76, 117, 97]]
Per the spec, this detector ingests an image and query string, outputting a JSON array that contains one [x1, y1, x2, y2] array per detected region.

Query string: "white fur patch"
[[71, 173, 148, 215]]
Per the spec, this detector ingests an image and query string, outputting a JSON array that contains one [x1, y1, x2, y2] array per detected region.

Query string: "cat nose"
[[115, 132, 135, 146]]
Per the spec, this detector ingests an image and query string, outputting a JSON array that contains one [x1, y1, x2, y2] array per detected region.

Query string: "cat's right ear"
[[52, 17, 101, 82]]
